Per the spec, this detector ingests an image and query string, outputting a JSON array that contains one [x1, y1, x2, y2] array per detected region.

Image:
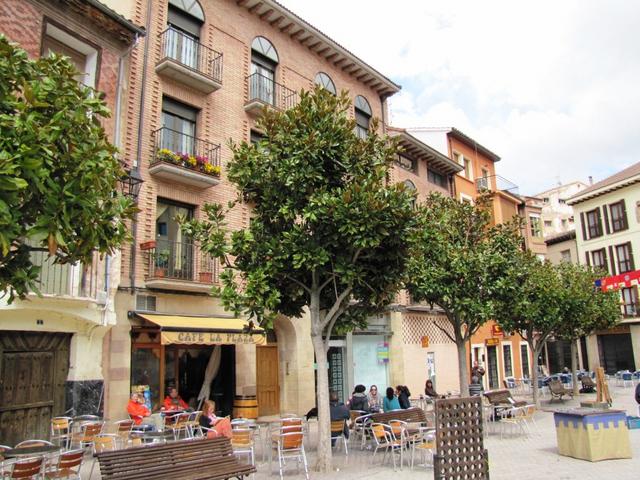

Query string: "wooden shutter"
[[602, 248, 609, 274], [596, 208, 604, 236], [585, 252, 590, 266], [609, 246, 616, 275], [580, 212, 588, 240], [603, 206, 611, 234], [628, 243, 635, 271]]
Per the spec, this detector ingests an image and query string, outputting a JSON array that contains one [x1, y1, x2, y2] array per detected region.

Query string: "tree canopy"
[[182, 87, 416, 470], [405, 193, 524, 394], [0, 35, 135, 301]]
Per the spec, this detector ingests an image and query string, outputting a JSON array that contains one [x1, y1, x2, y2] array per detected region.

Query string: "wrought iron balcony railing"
[[145, 239, 219, 284], [159, 27, 223, 84], [151, 127, 221, 176], [247, 73, 298, 110]]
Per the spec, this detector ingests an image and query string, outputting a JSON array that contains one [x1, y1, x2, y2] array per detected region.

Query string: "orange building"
[[408, 127, 532, 391]]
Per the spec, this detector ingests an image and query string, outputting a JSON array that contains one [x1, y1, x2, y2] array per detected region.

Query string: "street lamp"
[[119, 165, 143, 201]]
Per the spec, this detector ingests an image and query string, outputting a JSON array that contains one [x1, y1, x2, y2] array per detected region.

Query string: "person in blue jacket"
[[383, 387, 401, 412]]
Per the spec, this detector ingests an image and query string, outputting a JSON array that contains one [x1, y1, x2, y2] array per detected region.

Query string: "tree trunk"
[[531, 341, 541, 407], [457, 339, 470, 396], [311, 331, 332, 473], [571, 339, 580, 397]]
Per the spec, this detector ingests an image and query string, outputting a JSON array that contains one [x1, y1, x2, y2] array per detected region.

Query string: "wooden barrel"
[[233, 395, 258, 419]]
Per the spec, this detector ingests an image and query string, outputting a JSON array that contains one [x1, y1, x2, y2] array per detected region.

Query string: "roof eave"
[[567, 176, 640, 205], [238, 0, 400, 97], [391, 130, 463, 175], [449, 128, 501, 162]]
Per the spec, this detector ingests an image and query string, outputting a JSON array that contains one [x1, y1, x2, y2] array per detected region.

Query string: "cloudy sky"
[[278, 0, 640, 195]]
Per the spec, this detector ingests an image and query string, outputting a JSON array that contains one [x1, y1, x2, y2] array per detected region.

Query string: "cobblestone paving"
[[84, 385, 640, 479]]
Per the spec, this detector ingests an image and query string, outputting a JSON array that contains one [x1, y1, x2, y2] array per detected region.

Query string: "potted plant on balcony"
[[152, 249, 170, 278]]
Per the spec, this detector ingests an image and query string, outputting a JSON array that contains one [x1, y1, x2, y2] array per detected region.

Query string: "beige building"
[[568, 162, 640, 374], [0, 0, 143, 445], [535, 181, 588, 237], [545, 230, 577, 265], [519, 196, 547, 259]]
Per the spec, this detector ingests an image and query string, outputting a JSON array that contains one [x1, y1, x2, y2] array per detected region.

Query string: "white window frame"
[[44, 22, 98, 88], [460, 193, 474, 205]]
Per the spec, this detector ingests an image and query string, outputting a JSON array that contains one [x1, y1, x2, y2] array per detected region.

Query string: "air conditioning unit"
[[476, 177, 489, 191]]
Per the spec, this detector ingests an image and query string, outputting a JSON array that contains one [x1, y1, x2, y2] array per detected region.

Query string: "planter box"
[[199, 272, 213, 283]]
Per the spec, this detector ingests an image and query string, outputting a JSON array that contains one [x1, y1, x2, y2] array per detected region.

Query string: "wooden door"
[[0, 332, 70, 445], [256, 346, 279, 416]]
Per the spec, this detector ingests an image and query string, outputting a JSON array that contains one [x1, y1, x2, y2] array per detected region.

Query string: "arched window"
[[314, 72, 336, 95], [166, 0, 204, 69], [250, 36, 279, 105], [403, 180, 417, 209], [354, 95, 372, 139]]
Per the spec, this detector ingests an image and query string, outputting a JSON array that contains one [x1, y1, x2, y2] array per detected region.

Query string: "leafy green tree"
[[494, 252, 565, 405], [182, 88, 415, 471], [405, 193, 523, 395], [555, 262, 620, 395], [0, 35, 135, 301]]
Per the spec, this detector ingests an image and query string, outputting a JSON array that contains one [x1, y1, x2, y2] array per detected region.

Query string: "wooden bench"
[[97, 437, 255, 480], [549, 380, 574, 402], [369, 407, 428, 424], [483, 389, 527, 408]]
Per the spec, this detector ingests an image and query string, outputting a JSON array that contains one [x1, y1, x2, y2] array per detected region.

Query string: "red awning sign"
[[598, 269, 640, 291]]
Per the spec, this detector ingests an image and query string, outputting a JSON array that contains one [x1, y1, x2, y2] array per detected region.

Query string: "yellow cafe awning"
[[135, 313, 266, 346]]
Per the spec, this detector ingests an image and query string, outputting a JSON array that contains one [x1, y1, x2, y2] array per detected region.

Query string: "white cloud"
[[278, 0, 640, 194]]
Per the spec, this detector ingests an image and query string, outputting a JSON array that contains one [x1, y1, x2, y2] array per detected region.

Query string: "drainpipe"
[[129, 0, 154, 292]]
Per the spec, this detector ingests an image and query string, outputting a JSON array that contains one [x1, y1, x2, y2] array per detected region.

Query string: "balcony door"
[[156, 199, 194, 280], [251, 37, 278, 106], [166, 4, 203, 69], [161, 97, 197, 155]]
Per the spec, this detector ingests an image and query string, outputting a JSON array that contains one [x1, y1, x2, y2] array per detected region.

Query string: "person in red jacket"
[[127, 393, 151, 425], [163, 387, 189, 411]]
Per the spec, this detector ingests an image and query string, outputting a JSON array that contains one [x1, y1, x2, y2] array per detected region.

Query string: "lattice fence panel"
[[434, 397, 489, 480], [402, 313, 455, 344]]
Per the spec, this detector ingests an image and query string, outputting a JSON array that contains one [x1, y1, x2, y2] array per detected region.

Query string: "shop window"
[[314, 72, 336, 95], [609, 200, 628, 232], [502, 344, 513, 377], [520, 344, 530, 378], [42, 21, 99, 87], [250, 36, 278, 105], [131, 347, 161, 410], [354, 95, 371, 139], [616, 242, 634, 274]]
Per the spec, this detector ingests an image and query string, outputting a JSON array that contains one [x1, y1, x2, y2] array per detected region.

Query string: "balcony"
[[28, 248, 105, 303], [244, 73, 298, 116], [143, 240, 219, 293], [156, 27, 223, 94], [475, 175, 519, 195], [149, 127, 221, 189]]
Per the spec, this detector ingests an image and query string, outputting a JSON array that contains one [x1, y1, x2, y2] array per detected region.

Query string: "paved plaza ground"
[[83, 384, 640, 479]]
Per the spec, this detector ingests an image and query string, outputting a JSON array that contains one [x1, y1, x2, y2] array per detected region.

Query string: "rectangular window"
[[529, 215, 542, 238], [520, 344, 530, 378], [616, 243, 634, 273], [454, 152, 472, 179], [156, 199, 195, 280], [560, 249, 571, 262], [591, 249, 608, 273], [41, 21, 99, 87], [427, 169, 448, 188], [396, 154, 416, 172], [161, 97, 198, 154], [544, 220, 552, 228], [355, 110, 370, 139], [609, 201, 628, 232], [621, 287, 637, 316], [586, 208, 603, 238], [502, 344, 513, 377]]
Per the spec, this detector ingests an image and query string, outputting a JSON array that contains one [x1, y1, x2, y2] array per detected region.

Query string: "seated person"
[[348, 384, 369, 412], [199, 400, 232, 438], [424, 379, 442, 399], [127, 393, 162, 430], [163, 387, 190, 411], [383, 387, 401, 412], [329, 391, 350, 440]]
